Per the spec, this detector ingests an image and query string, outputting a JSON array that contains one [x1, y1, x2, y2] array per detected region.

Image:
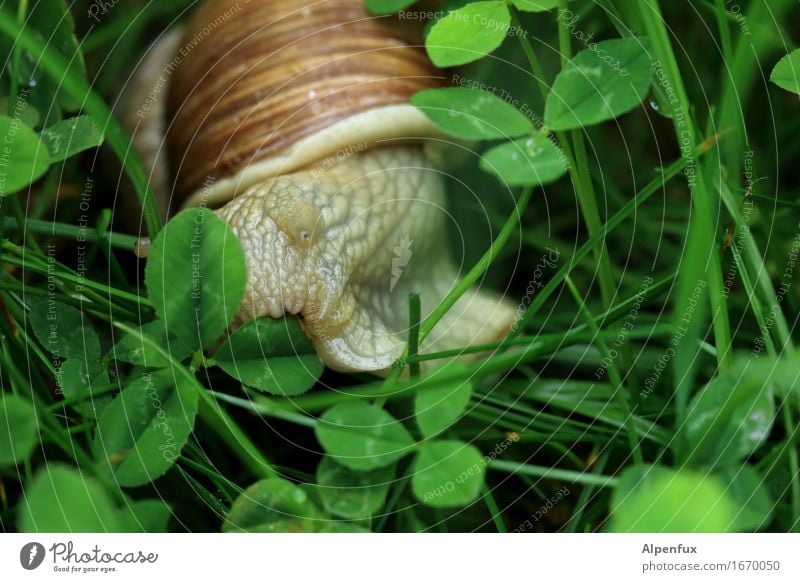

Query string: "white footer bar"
[[1, 534, 797, 581]]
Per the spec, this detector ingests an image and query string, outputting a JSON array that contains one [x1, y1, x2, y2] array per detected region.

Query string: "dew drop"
[[649, 97, 673, 119], [134, 237, 151, 258]]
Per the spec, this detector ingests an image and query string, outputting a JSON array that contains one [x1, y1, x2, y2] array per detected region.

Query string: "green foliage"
[[426, 1, 511, 67], [222, 475, 373, 533], [27, 297, 100, 360], [19, 463, 170, 533], [411, 440, 485, 508], [0, 0, 100, 197], [313, 366, 486, 509], [0, 115, 50, 195], [414, 366, 472, 438], [0, 0, 84, 117], [19, 464, 121, 532], [544, 38, 652, 131], [412, 87, 534, 140], [510, 0, 563, 11], [145, 208, 247, 350], [770, 49, 800, 94], [116, 499, 172, 533], [92, 370, 199, 487], [480, 135, 568, 187], [364, 0, 418, 15], [40, 116, 104, 163], [28, 298, 111, 417], [314, 456, 394, 519], [0, 0, 796, 536], [223, 478, 324, 532], [0, 395, 38, 467], [682, 359, 776, 468], [214, 317, 323, 396], [0, 113, 104, 195], [0, 98, 40, 126], [109, 320, 195, 368], [609, 465, 741, 532], [57, 358, 110, 417], [717, 466, 774, 532], [315, 402, 415, 471]]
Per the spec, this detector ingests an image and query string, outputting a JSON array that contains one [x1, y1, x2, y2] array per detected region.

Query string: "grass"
[[0, 0, 799, 533]]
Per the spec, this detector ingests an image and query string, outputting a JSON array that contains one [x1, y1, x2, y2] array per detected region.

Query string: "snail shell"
[[168, 0, 445, 207], [127, 0, 516, 372]]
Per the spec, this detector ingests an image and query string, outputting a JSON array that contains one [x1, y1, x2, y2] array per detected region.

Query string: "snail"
[[124, 0, 516, 372]]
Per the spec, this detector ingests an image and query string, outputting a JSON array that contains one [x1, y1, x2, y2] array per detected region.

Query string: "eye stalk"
[[266, 192, 322, 250]]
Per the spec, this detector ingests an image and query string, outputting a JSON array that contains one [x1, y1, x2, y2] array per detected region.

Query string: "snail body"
[[126, 0, 515, 372]]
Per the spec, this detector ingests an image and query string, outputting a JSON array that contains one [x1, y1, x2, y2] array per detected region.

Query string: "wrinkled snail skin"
[[216, 145, 516, 372], [126, 0, 516, 372]]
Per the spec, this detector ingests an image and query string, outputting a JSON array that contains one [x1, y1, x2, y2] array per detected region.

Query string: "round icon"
[[19, 542, 46, 570]]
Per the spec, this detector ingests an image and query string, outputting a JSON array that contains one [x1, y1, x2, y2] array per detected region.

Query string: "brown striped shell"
[[165, 0, 446, 208]]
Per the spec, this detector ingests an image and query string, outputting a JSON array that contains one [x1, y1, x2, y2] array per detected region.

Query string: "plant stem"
[[407, 293, 421, 378], [513, 5, 617, 308], [1, 241, 147, 308], [507, 146, 709, 340], [563, 449, 609, 532], [406, 322, 671, 366], [718, 180, 793, 353], [6, 0, 27, 116], [378, 184, 535, 395], [569, 131, 616, 308], [489, 459, 619, 488], [635, 1, 732, 447], [481, 484, 507, 532], [565, 276, 642, 464], [419, 185, 534, 344], [2, 216, 140, 250]]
